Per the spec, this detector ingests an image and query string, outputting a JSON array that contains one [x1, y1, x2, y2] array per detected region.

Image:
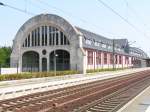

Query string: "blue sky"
[[0, 0, 150, 56]]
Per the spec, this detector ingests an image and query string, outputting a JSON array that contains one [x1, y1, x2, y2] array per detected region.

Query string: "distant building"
[[10, 14, 148, 73]]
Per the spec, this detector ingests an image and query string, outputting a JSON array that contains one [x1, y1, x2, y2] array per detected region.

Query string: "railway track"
[[0, 70, 150, 112]]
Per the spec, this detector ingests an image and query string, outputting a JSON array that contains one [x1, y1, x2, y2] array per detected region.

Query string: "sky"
[[0, 0, 150, 56]]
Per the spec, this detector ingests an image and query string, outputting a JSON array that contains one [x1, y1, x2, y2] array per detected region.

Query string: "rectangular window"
[[34, 29, 37, 46], [60, 32, 63, 45], [27, 35, 30, 47], [42, 26, 44, 46], [104, 53, 107, 64], [88, 51, 93, 65], [52, 33, 55, 45], [25, 38, 27, 47], [101, 43, 107, 48], [49, 26, 52, 45], [56, 33, 59, 45], [38, 28, 40, 46], [110, 54, 113, 64], [32, 31, 34, 46], [85, 39, 92, 45], [96, 52, 101, 64], [119, 56, 122, 64], [94, 41, 99, 46], [64, 35, 67, 45], [125, 57, 129, 64], [45, 26, 47, 46], [115, 55, 118, 64]]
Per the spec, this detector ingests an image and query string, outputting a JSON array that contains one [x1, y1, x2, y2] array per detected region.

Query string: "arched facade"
[[11, 14, 86, 73]]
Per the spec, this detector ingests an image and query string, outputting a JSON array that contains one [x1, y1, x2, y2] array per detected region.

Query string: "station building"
[[10, 14, 148, 74]]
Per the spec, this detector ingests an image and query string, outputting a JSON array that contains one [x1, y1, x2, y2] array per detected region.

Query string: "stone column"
[[47, 26, 49, 46], [58, 31, 61, 45], [40, 27, 42, 46], [30, 32, 32, 47], [19, 54, 22, 72]]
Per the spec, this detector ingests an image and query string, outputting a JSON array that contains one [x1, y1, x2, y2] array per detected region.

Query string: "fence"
[[0, 63, 20, 75]]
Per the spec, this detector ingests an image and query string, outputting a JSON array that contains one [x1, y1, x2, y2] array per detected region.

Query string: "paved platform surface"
[[0, 68, 149, 88], [0, 67, 150, 101], [117, 85, 150, 112]]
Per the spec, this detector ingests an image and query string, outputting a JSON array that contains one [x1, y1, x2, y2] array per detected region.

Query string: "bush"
[[0, 70, 79, 81]]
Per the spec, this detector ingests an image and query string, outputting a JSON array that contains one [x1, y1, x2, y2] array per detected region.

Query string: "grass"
[[86, 67, 128, 73], [0, 70, 80, 81]]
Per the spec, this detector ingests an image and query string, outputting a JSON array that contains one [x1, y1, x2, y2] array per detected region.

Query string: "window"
[[125, 57, 129, 64], [131, 57, 134, 64], [119, 56, 122, 64], [115, 55, 118, 64], [110, 54, 113, 64], [31, 31, 34, 46], [96, 52, 101, 64], [22, 26, 70, 47], [85, 38, 92, 45], [107, 45, 112, 49], [102, 43, 107, 48], [56, 32, 59, 45], [42, 26, 44, 46], [88, 51, 93, 65], [37, 28, 40, 46], [34, 29, 37, 46], [25, 38, 27, 47], [94, 41, 100, 46], [45, 26, 47, 46], [60, 32, 63, 45], [27, 35, 30, 47], [104, 53, 107, 64]]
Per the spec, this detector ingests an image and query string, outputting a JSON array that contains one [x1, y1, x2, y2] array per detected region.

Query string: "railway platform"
[[117, 80, 150, 112], [0, 67, 150, 101]]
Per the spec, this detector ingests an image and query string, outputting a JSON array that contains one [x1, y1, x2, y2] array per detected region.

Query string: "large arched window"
[[22, 51, 39, 72], [22, 26, 70, 47], [49, 50, 70, 71]]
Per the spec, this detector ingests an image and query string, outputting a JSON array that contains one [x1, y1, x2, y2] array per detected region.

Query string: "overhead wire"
[[34, 0, 121, 37], [124, 0, 150, 30], [96, 0, 150, 39], [0, 2, 35, 15]]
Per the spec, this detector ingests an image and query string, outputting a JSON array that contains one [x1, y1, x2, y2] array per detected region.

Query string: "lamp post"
[[54, 50, 58, 76]]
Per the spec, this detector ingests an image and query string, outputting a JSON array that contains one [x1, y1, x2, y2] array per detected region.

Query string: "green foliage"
[[0, 70, 79, 81], [0, 46, 12, 67], [86, 68, 125, 73]]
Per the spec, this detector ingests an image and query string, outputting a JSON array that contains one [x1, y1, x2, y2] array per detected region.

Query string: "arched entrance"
[[22, 51, 39, 72], [42, 58, 47, 72], [49, 50, 70, 71]]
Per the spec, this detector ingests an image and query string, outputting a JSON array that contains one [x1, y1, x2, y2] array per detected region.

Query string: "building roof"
[[76, 27, 128, 54], [76, 27, 148, 58]]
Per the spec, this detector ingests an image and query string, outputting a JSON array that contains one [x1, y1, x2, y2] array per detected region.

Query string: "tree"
[[0, 46, 12, 67]]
